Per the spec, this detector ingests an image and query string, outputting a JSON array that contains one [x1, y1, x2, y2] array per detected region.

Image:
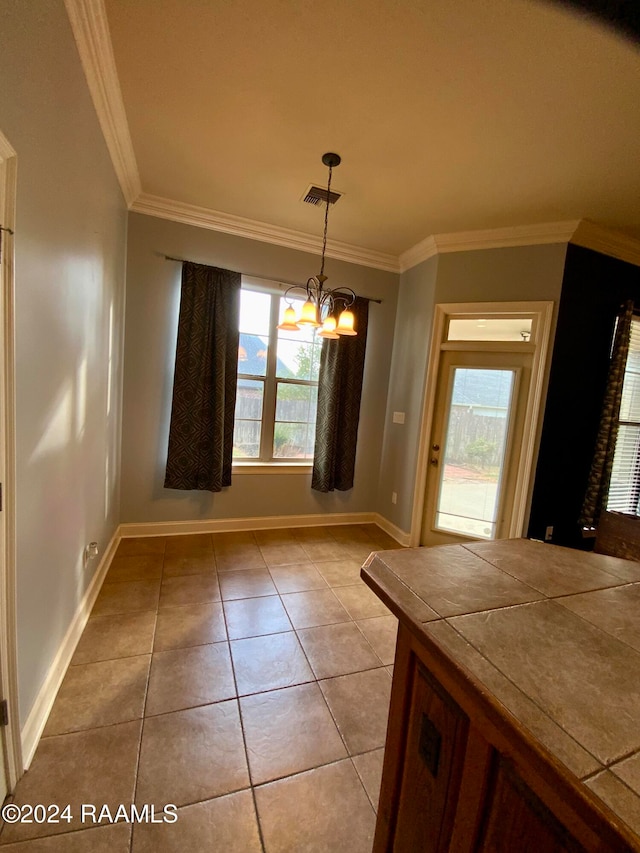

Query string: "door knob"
[[432, 444, 440, 451]]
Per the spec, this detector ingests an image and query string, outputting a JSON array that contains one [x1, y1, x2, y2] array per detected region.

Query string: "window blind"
[[608, 316, 640, 514]]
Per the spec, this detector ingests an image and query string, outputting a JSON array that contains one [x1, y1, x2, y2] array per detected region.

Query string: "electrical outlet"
[[83, 541, 99, 568], [391, 492, 398, 504], [544, 526, 553, 542]]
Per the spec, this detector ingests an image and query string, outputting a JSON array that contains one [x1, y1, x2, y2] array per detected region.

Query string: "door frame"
[[410, 301, 554, 547], [0, 129, 24, 789]]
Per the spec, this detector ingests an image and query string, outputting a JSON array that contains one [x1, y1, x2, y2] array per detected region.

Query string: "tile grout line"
[[127, 540, 166, 853], [252, 753, 378, 793], [226, 532, 268, 853], [349, 754, 379, 815]]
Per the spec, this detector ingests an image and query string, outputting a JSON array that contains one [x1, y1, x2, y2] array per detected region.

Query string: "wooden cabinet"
[[477, 757, 586, 853], [393, 664, 468, 852], [374, 623, 636, 853]]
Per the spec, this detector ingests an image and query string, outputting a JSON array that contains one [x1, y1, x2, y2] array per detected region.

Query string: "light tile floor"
[[1, 524, 400, 852]]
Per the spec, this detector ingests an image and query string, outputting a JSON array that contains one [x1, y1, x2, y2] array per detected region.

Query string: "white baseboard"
[[119, 511, 380, 538], [21, 527, 122, 768], [119, 511, 412, 546], [373, 513, 412, 546]]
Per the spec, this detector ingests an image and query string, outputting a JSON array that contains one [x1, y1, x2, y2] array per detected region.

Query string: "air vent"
[[302, 185, 342, 206]]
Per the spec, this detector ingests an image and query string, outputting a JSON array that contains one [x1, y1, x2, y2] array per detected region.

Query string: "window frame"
[[233, 278, 320, 468]]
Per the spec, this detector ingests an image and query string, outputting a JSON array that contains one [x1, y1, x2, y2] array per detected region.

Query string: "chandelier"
[[277, 153, 357, 339]]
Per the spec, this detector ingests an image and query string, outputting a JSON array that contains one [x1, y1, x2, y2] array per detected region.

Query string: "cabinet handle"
[[419, 714, 442, 777]]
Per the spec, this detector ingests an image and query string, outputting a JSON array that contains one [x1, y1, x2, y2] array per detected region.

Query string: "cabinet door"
[[394, 662, 469, 853], [476, 756, 586, 853]]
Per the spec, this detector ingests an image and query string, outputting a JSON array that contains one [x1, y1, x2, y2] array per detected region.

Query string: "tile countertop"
[[361, 537, 640, 843]]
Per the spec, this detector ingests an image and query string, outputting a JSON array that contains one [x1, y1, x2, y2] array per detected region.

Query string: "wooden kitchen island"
[[361, 538, 640, 852]]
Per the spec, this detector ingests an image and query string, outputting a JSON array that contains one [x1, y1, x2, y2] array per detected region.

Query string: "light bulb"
[[277, 305, 301, 331], [335, 309, 357, 336], [298, 299, 321, 327], [319, 316, 339, 339]]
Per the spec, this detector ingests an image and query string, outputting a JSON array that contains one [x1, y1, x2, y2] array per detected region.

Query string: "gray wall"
[[120, 213, 399, 523], [377, 243, 568, 534], [377, 256, 439, 531], [0, 1, 127, 723], [434, 243, 568, 305]]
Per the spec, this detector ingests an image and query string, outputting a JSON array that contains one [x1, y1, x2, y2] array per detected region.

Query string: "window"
[[447, 317, 533, 342], [233, 284, 322, 463], [608, 316, 640, 513]]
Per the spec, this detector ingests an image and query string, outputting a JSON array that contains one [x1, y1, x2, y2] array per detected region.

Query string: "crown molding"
[[399, 221, 580, 271], [399, 219, 640, 272], [131, 194, 640, 274], [61, 1, 640, 275], [131, 193, 401, 273], [571, 220, 640, 267], [434, 220, 580, 254], [398, 234, 439, 272], [64, 0, 141, 206], [59, 1, 640, 274]]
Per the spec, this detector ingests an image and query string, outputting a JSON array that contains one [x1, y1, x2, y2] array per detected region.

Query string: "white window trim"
[[233, 279, 320, 467], [233, 462, 313, 475]]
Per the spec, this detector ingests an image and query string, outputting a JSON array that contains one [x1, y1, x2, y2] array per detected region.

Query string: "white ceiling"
[[101, 0, 640, 258]]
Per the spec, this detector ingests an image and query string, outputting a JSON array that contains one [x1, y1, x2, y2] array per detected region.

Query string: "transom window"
[[233, 284, 321, 462]]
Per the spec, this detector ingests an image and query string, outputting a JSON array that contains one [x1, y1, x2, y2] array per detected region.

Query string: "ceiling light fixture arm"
[[281, 279, 356, 317]]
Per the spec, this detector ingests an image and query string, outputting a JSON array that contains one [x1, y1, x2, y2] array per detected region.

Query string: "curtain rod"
[[163, 255, 383, 304]]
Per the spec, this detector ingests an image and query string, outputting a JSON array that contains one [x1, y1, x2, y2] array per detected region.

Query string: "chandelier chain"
[[319, 164, 333, 278]]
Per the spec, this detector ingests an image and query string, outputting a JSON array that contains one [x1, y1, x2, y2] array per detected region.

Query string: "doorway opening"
[[412, 302, 554, 547]]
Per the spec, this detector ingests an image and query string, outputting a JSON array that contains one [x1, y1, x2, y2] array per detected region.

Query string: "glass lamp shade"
[[318, 315, 339, 339], [277, 305, 301, 331], [335, 309, 357, 336], [298, 299, 321, 327]]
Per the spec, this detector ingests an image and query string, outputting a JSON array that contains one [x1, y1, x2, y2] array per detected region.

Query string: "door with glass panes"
[[421, 349, 532, 546]]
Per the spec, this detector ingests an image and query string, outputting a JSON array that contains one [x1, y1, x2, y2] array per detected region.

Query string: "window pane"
[[276, 339, 321, 381], [273, 422, 316, 459], [233, 379, 263, 458], [435, 368, 515, 539], [240, 290, 270, 336], [447, 318, 532, 342], [275, 383, 318, 422], [273, 382, 318, 459], [239, 334, 269, 378], [239, 290, 270, 377]]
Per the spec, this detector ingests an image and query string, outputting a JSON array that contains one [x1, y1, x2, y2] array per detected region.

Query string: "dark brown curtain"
[[579, 299, 634, 528], [312, 297, 369, 492], [164, 262, 241, 492]]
